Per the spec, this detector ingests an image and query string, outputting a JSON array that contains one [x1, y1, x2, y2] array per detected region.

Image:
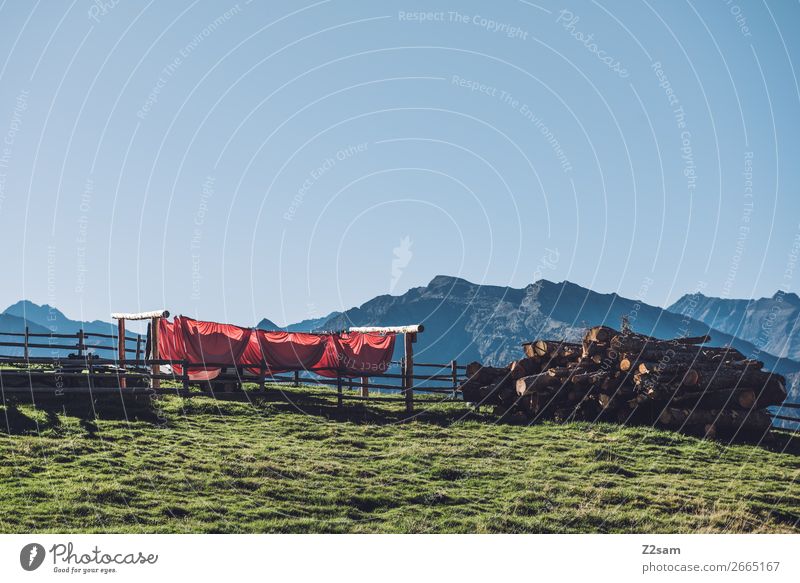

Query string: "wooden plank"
[[770, 413, 800, 424], [111, 309, 169, 320], [349, 324, 424, 334]]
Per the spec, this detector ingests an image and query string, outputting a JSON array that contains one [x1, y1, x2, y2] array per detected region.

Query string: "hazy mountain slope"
[[256, 312, 342, 332], [256, 318, 282, 331], [2, 301, 123, 357], [0, 314, 52, 357], [4, 300, 118, 337], [668, 292, 800, 361]]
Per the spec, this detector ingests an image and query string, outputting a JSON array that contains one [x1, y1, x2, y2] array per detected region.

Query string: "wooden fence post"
[[400, 356, 406, 402], [336, 374, 343, 408], [258, 365, 265, 391], [404, 333, 415, 414], [182, 359, 190, 392], [451, 359, 458, 398], [151, 317, 160, 389], [360, 376, 369, 398], [77, 329, 85, 358], [117, 319, 126, 389], [135, 334, 142, 363], [293, 370, 299, 387], [23, 326, 29, 361]]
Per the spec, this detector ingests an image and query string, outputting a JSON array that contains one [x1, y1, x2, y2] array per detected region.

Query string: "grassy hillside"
[[0, 387, 798, 533]]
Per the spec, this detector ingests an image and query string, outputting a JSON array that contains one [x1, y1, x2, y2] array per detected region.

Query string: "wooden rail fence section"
[[0, 326, 468, 412]]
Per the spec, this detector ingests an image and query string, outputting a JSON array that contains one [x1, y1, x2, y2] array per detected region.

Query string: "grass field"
[[1, 385, 799, 533]]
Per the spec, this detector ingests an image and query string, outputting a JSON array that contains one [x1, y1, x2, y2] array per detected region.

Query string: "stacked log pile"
[[460, 326, 787, 438]]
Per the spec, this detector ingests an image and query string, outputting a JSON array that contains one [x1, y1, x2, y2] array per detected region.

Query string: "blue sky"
[[0, 0, 798, 326]]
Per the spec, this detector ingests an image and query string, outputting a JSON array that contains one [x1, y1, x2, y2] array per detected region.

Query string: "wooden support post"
[[117, 319, 126, 389], [400, 356, 406, 400], [135, 334, 142, 362], [404, 332, 415, 414], [23, 326, 29, 361], [151, 317, 160, 389], [451, 359, 458, 398], [182, 359, 190, 391], [258, 365, 265, 391], [77, 329, 85, 358], [293, 370, 299, 387], [87, 355, 94, 390], [336, 374, 343, 408], [360, 376, 369, 398]]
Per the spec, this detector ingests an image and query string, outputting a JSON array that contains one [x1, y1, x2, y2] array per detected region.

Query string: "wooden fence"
[[0, 328, 468, 412]]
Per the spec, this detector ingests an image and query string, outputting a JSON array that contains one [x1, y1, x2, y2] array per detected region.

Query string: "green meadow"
[[1, 386, 798, 533]]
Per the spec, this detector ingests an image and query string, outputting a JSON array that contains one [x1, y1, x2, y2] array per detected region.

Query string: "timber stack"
[[460, 325, 786, 439]]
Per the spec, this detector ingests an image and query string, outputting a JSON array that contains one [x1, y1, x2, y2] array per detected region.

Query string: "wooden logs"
[[516, 372, 561, 396], [466, 324, 784, 442], [509, 357, 540, 380], [673, 335, 711, 345]]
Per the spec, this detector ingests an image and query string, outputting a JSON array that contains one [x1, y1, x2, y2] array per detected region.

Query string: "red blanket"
[[241, 330, 328, 374], [158, 317, 396, 380], [315, 332, 396, 377]]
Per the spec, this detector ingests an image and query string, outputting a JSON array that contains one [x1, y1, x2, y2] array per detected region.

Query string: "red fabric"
[[242, 330, 328, 374], [157, 318, 185, 375], [158, 316, 396, 381], [174, 316, 252, 381], [315, 332, 396, 377]]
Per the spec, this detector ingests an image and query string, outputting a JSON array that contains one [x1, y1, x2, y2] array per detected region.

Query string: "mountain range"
[[668, 291, 800, 361], [0, 301, 126, 357], [3, 277, 799, 402]]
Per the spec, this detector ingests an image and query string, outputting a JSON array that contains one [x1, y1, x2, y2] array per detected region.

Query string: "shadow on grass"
[[268, 398, 481, 427], [0, 393, 165, 437], [1, 387, 797, 456], [765, 430, 800, 456]]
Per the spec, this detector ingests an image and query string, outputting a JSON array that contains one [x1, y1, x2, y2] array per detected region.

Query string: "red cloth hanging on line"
[[315, 332, 396, 378], [157, 316, 396, 380], [162, 316, 252, 381], [241, 329, 329, 374], [157, 317, 184, 374]]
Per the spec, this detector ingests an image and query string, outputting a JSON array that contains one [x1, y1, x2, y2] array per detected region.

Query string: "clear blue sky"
[[0, 0, 798, 326]]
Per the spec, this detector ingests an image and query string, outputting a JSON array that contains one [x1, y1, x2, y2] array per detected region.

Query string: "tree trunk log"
[[515, 372, 562, 396], [509, 357, 541, 380]]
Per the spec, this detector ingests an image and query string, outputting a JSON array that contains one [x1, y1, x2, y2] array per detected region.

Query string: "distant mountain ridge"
[[0, 300, 120, 357], [256, 311, 342, 332]]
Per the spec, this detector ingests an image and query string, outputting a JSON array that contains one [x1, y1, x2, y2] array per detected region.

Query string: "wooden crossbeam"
[[111, 310, 170, 321], [349, 324, 424, 334]]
